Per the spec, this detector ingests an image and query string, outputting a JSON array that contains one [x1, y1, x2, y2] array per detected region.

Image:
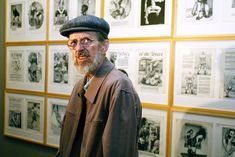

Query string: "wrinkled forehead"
[[68, 31, 97, 40]]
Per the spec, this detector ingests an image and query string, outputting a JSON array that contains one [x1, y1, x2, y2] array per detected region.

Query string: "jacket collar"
[[76, 57, 114, 103]]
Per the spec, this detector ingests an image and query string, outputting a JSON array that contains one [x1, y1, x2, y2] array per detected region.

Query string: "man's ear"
[[101, 39, 109, 54]]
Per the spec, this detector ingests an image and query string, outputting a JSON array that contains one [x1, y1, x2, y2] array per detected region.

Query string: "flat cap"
[[59, 15, 110, 38]]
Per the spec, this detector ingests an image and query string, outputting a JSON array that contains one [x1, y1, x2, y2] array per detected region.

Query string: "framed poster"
[[138, 109, 167, 157], [172, 112, 235, 157], [49, 0, 101, 40], [6, 0, 46, 41], [4, 92, 44, 143], [174, 40, 235, 111], [104, 0, 172, 38], [175, 0, 235, 36], [171, 112, 213, 157], [46, 97, 68, 147], [107, 42, 170, 105], [47, 45, 84, 94], [6, 45, 46, 92]]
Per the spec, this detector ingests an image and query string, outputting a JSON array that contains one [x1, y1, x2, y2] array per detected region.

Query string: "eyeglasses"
[[67, 37, 96, 50]]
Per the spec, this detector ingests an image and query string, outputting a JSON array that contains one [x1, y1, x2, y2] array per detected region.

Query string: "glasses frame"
[[67, 37, 97, 50]]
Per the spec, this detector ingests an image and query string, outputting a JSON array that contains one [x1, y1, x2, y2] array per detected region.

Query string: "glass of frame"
[[104, 0, 172, 38], [48, 0, 101, 40], [175, 0, 235, 36], [47, 45, 84, 95], [46, 97, 68, 147], [6, 0, 47, 41], [171, 111, 235, 157], [6, 45, 46, 92], [173, 40, 235, 111], [138, 108, 167, 157], [4, 92, 45, 144], [108, 41, 170, 105]]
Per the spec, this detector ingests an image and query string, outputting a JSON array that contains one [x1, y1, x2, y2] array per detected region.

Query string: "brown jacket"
[[56, 58, 142, 157]]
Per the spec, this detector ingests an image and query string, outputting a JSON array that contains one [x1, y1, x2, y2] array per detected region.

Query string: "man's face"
[[68, 32, 108, 74]]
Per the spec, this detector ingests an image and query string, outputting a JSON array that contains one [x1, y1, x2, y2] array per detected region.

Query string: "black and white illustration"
[[48, 45, 81, 94], [185, 0, 213, 21], [138, 51, 164, 89], [138, 109, 166, 157], [109, 0, 131, 20], [8, 97, 23, 129], [174, 119, 213, 157], [5, 93, 44, 143], [222, 49, 235, 99], [27, 101, 40, 131], [140, 0, 165, 25], [28, 0, 44, 30], [27, 51, 42, 83], [107, 50, 130, 77], [176, 48, 215, 97], [54, 0, 69, 25], [9, 50, 24, 82], [53, 52, 69, 84], [6, 46, 45, 92], [10, 3, 23, 31], [221, 127, 235, 157], [138, 117, 161, 156], [46, 98, 68, 146], [78, 0, 96, 16]]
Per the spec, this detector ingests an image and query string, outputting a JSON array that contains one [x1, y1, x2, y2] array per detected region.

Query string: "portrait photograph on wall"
[[46, 98, 68, 147], [4, 92, 44, 143], [174, 40, 235, 111], [138, 109, 167, 157], [6, 46, 46, 92], [47, 45, 84, 95], [104, 0, 172, 38]]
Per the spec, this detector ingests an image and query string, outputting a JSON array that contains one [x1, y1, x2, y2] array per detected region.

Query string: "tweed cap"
[[59, 15, 110, 38]]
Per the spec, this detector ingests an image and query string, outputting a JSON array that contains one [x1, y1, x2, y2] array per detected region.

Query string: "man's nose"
[[74, 43, 85, 51]]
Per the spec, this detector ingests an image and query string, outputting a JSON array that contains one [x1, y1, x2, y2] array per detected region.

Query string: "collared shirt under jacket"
[[56, 58, 142, 157]]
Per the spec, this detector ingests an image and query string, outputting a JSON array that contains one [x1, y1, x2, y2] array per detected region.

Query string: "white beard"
[[73, 51, 103, 74]]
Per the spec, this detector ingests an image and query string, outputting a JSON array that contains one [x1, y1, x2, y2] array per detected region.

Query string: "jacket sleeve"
[[102, 88, 141, 157]]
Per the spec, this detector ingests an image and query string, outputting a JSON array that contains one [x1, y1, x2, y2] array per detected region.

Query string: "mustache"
[[76, 50, 90, 57]]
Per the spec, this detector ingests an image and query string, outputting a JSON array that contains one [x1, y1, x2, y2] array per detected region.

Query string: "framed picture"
[[175, 0, 235, 36], [6, 0, 46, 41], [104, 0, 172, 38], [171, 112, 213, 157], [46, 97, 68, 147], [49, 0, 101, 40], [6, 45, 46, 92], [47, 45, 84, 95], [4, 92, 44, 143], [138, 108, 167, 157], [174, 40, 235, 111], [215, 122, 235, 157], [107, 42, 170, 104]]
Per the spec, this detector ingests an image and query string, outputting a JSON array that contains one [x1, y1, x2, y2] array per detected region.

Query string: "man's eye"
[[70, 41, 77, 47], [81, 38, 91, 44]]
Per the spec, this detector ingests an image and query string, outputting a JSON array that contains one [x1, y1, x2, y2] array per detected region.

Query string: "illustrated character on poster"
[[29, 102, 40, 129], [191, 0, 210, 20], [11, 5, 21, 27], [144, 0, 163, 24], [184, 127, 207, 157], [110, 0, 128, 19], [224, 77, 235, 98], [81, 4, 89, 15], [52, 105, 62, 129], [223, 128, 235, 157], [9, 111, 21, 128], [53, 53, 68, 84], [54, 0, 68, 25], [28, 1, 44, 29], [197, 51, 208, 75], [28, 52, 41, 82], [183, 73, 196, 95]]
